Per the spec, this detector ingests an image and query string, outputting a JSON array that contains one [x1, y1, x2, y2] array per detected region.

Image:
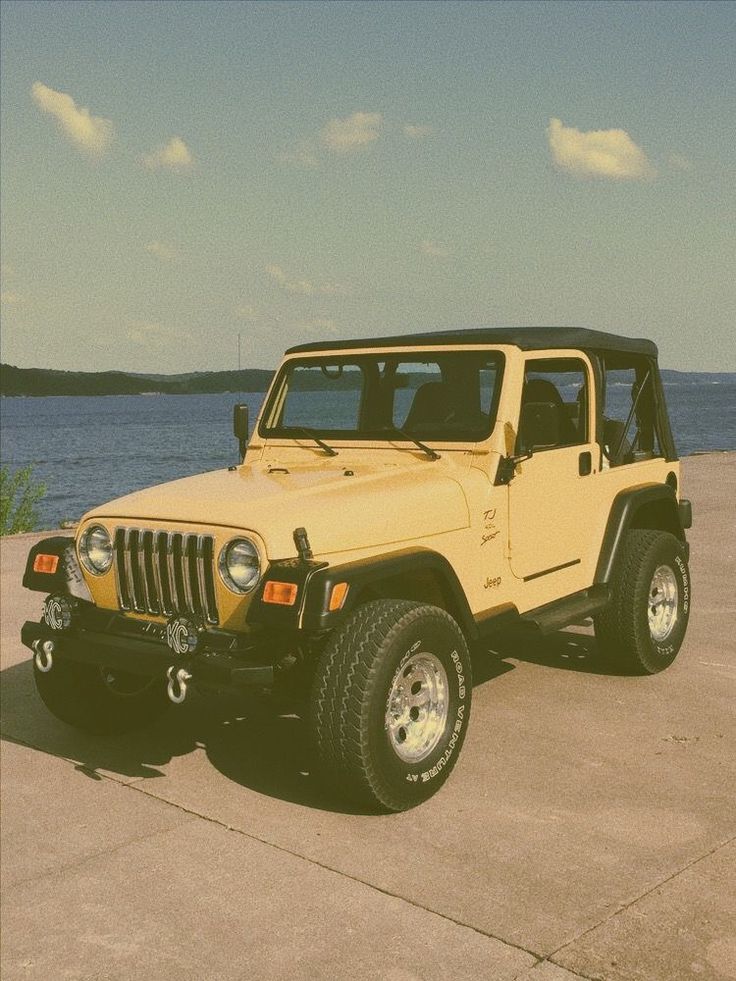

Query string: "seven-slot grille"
[[113, 528, 219, 624]]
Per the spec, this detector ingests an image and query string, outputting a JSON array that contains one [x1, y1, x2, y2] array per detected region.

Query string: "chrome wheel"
[[385, 652, 449, 763], [648, 565, 679, 642]]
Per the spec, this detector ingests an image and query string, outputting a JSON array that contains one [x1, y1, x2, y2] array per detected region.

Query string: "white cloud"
[[419, 239, 451, 258], [266, 263, 346, 296], [403, 124, 433, 140], [547, 118, 655, 181], [145, 241, 177, 261], [669, 153, 694, 172], [142, 136, 194, 171], [127, 320, 177, 345], [234, 304, 259, 321], [321, 111, 382, 153], [266, 263, 314, 295], [278, 139, 319, 168], [31, 81, 114, 156]]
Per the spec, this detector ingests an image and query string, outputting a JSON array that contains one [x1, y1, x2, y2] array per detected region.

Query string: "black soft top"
[[287, 326, 658, 359]]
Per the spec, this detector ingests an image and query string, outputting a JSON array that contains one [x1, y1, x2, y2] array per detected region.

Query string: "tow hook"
[[166, 665, 192, 704], [32, 639, 55, 673]]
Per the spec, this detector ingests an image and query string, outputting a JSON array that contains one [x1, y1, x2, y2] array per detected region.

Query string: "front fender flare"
[[22, 536, 93, 601], [301, 548, 476, 636]]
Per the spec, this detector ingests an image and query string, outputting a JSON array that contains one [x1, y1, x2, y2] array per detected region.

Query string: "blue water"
[[1, 383, 734, 529]]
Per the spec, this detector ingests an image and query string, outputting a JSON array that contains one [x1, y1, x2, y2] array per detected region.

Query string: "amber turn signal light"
[[328, 581, 349, 612], [33, 554, 59, 575], [263, 581, 298, 606]]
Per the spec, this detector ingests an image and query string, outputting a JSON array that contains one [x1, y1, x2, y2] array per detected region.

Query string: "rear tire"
[[310, 600, 472, 811], [595, 529, 691, 674], [34, 657, 170, 734]]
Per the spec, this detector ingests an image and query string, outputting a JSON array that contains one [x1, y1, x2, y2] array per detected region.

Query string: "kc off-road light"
[[78, 525, 113, 575], [165, 614, 204, 656], [218, 538, 261, 593], [43, 593, 76, 631]]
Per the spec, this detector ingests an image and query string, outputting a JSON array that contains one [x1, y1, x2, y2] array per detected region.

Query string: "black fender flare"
[[22, 535, 93, 601], [595, 483, 688, 585], [302, 548, 477, 635], [248, 548, 477, 637]]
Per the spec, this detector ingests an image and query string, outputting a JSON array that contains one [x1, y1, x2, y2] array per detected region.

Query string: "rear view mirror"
[[233, 403, 249, 459]]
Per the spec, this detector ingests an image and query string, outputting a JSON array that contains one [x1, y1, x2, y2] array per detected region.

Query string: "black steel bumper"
[[21, 619, 277, 689]]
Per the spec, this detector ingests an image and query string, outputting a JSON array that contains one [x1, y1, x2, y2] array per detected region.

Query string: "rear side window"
[[601, 358, 662, 466]]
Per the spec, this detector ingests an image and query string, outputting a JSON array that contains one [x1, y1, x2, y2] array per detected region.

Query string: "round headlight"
[[218, 538, 261, 594], [78, 525, 113, 575]]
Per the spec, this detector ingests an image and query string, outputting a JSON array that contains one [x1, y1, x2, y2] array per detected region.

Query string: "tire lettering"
[[674, 556, 690, 613], [399, 640, 468, 785], [451, 649, 466, 696], [418, 709, 464, 783]]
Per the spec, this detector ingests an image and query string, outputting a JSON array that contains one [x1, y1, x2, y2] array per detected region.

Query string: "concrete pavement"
[[1, 453, 735, 980]]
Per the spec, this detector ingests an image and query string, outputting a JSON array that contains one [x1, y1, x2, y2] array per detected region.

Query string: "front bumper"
[[21, 615, 278, 689]]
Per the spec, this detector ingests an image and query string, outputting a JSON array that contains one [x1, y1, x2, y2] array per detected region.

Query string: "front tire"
[[595, 529, 691, 674], [310, 600, 472, 811], [34, 656, 170, 734]]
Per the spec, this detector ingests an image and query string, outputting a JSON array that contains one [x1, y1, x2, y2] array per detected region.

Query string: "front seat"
[[404, 382, 457, 430], [519, 378, 577, 449]]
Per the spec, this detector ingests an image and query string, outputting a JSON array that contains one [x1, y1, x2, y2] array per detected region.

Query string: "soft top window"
[[260, 351, 504, 443], [600, 355, 663, 466]]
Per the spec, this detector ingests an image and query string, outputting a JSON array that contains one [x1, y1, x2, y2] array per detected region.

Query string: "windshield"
[[260, 351, 504, 443]]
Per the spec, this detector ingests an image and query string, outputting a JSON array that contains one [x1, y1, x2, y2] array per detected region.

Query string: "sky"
[[1, 0, 735, 374]]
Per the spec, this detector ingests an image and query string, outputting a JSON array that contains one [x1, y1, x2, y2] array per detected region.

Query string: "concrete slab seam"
[[124, 777, 547, 962], [3, 814, 202, 893], [2, 733, 544, 962], [545, 830, 736, 964], [0, 732, 152, 791], [512, 961, 596, 981]]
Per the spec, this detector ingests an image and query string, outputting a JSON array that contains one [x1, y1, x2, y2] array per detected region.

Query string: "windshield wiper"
[[291, 427, 338, 457], [379, 426, 440, 461]]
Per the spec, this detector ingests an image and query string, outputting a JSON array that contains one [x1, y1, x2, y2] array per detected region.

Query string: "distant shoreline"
[[1, 363, 734, 398], [0, 364, 275, 398]]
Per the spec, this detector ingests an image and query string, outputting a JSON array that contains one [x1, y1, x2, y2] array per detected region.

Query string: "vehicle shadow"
[[0, 632, 621, 815], [485, 622, 633, 676]]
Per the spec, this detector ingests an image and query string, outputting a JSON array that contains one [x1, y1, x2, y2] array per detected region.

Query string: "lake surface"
[[1, 383, 735, 529]]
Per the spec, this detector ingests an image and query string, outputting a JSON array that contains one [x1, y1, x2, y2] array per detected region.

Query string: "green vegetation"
[[0, 465, 47, 535], [0, 364, 275, 397]]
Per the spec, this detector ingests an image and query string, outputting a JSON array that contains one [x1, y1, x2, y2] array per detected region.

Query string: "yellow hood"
[[83, 460, 471, 559]]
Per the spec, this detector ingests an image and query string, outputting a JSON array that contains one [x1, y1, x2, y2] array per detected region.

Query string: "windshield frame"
[[258, 347, 506, 446]]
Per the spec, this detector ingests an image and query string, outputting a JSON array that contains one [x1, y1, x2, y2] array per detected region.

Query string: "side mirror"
[[496, 449, 532, 485], [496, 401, 561, 485], [233, 403, 249, 459]]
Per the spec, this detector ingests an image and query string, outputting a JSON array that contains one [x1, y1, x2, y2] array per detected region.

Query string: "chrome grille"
[[113, 528, 219, 624]]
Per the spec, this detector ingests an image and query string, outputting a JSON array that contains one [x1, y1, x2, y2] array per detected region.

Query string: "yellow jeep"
[[21, 327, 693, 811]]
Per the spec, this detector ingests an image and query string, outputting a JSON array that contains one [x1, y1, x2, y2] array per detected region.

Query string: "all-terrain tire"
[[309, 599, 472, 812], [34, 657, 170, 734], [594, 529, 691, 674]]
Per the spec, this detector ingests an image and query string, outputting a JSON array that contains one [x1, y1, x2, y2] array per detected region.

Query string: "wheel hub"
[[648, 565, 679, 642], [385, 652, 449, 763]]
